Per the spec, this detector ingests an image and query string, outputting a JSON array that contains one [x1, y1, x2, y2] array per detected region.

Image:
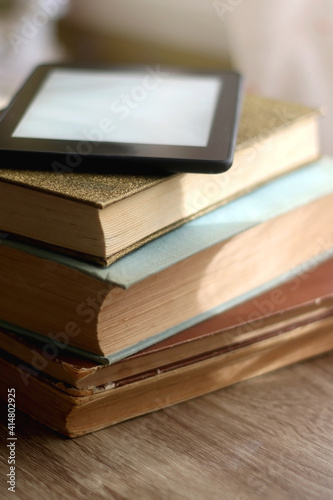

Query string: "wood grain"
[[1, 351, 333, 499]]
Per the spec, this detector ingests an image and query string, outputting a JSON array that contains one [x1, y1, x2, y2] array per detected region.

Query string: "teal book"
[[1, 157, 333, 364]]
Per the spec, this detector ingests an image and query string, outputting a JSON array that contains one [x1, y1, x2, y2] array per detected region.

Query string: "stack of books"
[[1, 94, 333, 438]]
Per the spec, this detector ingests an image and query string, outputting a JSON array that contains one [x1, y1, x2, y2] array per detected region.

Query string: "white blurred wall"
[[223, 0, 333, 154], [66, 0, 230, 62], [0, 0, 68, 107], [1, 0, 332, 154], [66, 0, 333, 154]]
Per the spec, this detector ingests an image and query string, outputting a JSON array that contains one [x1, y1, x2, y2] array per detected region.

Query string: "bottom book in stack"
[[1, 256, 333, 438]]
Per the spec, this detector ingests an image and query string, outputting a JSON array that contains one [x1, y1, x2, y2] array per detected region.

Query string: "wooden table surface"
[[1, 351, 333, 500]]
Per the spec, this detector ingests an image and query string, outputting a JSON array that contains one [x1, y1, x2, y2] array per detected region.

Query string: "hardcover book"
[[1, 255, 333, 389], [1, 157, 333, 363], [1, 313, 332, 437], [0, 94, 320, 265]]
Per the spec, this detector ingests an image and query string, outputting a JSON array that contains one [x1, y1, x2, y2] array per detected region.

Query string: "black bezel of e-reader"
[[0, 64, 243, 174]]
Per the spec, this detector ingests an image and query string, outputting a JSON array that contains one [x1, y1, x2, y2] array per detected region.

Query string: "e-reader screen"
[[0, 64, 243, 174], [12, 69, 222, 147]]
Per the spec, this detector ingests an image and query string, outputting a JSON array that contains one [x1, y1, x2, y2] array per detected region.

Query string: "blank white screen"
[[12, 68, 222, 147]]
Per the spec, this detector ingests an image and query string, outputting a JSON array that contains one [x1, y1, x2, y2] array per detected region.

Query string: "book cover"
[[1, 315, 333, 437], [0, 94, 321, 265], [0, 157, 333, 363], [1, 254, 333, 389]]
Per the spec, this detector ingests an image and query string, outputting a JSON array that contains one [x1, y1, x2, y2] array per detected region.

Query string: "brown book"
[[2, 256, 333, 390], [1, 314, 333, 437], [0, 94, 320, 265], [1, 155, 333, 361]]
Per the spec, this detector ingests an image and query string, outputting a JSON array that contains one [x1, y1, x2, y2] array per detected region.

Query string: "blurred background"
[[0, 0, 332, 153]]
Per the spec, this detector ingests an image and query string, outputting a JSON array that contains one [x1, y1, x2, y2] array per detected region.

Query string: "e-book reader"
[[0, 64, 243, 174]]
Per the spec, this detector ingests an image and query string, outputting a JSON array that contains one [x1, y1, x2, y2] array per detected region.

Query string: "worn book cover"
[[0, 94, 321, 265], [1, 157, 333, 363], [1, 315, 333, 437], [1, 254, 333, 389]]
